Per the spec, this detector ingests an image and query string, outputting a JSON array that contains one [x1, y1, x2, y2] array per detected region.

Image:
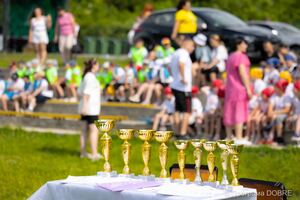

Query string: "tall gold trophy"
[[190, 139, 206, 183], [174, 140, 189, 180], [118, 129, 135, 174], [138, 130, 155, 176], [217, 140, 234, 185], [95, 119, 115, 172], [154, 131, 173, 178], [227, 144, 243, 186], [203, 141, 217, 182]]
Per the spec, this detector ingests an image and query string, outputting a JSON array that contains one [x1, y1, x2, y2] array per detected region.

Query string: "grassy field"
[[0, 52, 129, 69], [0, 127, 300, 200]]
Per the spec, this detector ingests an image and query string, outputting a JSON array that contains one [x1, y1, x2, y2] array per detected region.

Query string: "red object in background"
[[191, 86, 199, 94], [212, 79, 223, 89], [217, 86, 225, 98], [164, 87, 172, 95], [262, 87, 275, 98], [294, 80, 300, 92], [275, 79, 289, 92]]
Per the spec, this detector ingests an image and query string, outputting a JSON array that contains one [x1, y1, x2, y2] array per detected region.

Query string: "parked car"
[[248, 21, 300, 57], [132, 8, 279, 61]]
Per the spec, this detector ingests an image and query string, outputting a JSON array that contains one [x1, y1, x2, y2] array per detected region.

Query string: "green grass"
[[0, 127, 300, 200], [0, 53, 129, 68]]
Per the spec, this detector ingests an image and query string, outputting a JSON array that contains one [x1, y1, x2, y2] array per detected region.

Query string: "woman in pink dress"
[[224, 38, 252, 140]]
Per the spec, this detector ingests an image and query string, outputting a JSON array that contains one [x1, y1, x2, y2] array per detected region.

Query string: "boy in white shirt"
[[188, 86, 203, 137], [110, 63, 126, 102], [152, 87, 175, 131], [290, 81, 300, 141], [263, 58, 280, 85], [250, 68, 266, 94]]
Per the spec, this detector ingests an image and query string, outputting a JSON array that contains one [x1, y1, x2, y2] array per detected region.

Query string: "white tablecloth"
[[29, 175, 257, 200]]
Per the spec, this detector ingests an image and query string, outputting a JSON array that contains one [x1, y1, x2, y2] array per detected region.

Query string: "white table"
[[29, 175, 257, 200]]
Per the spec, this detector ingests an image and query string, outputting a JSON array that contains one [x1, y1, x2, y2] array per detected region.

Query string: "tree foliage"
[[69, 0, 300, 39]]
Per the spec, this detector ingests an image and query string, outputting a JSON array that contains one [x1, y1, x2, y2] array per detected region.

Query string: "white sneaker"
[[129, 96, 140, 103], [88, 153, 103, 161]]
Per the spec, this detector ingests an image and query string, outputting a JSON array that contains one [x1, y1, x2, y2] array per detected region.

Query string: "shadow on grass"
[[38, 146, 79, 157]]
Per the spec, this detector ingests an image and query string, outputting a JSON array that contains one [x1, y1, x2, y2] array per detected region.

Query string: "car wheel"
[[291, 45, 300, 61]]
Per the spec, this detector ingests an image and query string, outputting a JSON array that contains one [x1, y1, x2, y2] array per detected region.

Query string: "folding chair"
[[169, 163, 218, 182]]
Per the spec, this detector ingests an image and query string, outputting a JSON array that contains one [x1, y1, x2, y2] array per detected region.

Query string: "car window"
[[202, 10, 247, 28], [152, 13, 174, 26], [272, 23, 300, 34]]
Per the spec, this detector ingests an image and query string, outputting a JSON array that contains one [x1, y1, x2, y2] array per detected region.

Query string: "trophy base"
[[155, 177, 172, 183], [193, 180, 203, 185], [217, 184, 230, 190], [227, 185, 244, 191], [203, 181, 219, 188], [137, 175, 156, 181], [97, 171, 118, 177], [118, 173, 135, 178], [172, 179, 190, 184]]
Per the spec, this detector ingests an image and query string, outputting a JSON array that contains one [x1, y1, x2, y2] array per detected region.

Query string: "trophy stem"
[[193, 148, 202, 182], [159, 143, 168, 178], [220, 150, 229, 185], [142, 141, 151, 176], [178, 149, 186, 180], [122, 140, 131, 174], [230, 154, 240, 186], [101, 132, 112, 172], [207, 151, 215, 182]]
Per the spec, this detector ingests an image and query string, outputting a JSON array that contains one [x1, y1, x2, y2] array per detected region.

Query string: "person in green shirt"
[[67, 60, 82, 102], [128, 39, 148, 66], [45, 59, 64, 98], [17, 61, 28, 78], [97, 61, 113, 89], [28, 59, 43, 83], [154, 37, 175, 59]]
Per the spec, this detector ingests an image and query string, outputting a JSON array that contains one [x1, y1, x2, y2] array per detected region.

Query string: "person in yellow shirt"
[[171, 0, 197, 44]]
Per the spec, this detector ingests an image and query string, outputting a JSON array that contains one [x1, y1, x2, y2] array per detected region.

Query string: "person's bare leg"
[[89, 123, 99, 157], [180, 112, 190, 136], [34, 44, 40, 61], [154, 84, 162, 104], [173, 112, 180, 135], [80, 123, 88, 157], [13, 99, 20, 112], [276, 124, 283, 138], [40, 43, 47, 65], [214, 116, 221, 140], [28, 96, 37, 111], [143, 83, 155, 104], [296, 116, 300, 135], [235, 123, 243, 139], [152, 113, 163, 130], [160, 114, 170, 130], [226, 125, 233, 139], [132, 83, 148, 98], [1, 95, 8, 111], [55, 83, 65, 98]]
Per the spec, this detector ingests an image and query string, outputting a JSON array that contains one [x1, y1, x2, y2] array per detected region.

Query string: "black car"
[[132, 8, 279, 61], [248, 21, 300, 56]]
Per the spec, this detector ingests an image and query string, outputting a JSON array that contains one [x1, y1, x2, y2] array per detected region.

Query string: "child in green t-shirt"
[[66, 60, 82, 102], [128, 39, 148, 66], [45, 59, 64, 99]]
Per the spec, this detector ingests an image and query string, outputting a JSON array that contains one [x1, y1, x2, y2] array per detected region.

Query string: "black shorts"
[[81, 115, 99, 125], [202, 66, 219, 81], [156, 81, 169, 88], [114, 83, 125, 90], [36, 95, 50, 103], [171, 88, 192, 113]]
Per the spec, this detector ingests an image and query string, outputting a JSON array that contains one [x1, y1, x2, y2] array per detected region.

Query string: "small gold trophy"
[[217, 140, 234, 185], [118, 129, 135, 174], [138, 130, 155, 176], [227, 144, 243, 186], [203, 141, 217, 182], [190, 139, 206, 183], [154, 131, 173, 178], [174, 140, 189, 180], [95, 119, 115, 172]]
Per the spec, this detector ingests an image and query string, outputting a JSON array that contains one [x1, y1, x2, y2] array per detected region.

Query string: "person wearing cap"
[[290, 80, 300, 141], [128, 39, 148, 66], [279, 44, 297, 67], [203, 80, 221, 140], [263, 57, 280, 86], [224, 38, 252, 141], [255, 87, 274, 144], [267, 79, 292, 145], [279, 71, 294, 98], [193, 33, 211, 86], [250, 67, 266, 95], [284, 54, 298, 77], [188, 86, 203, 137], [152, 87, 175, 131], [27, 71, 53, 112], [155, 37, 175, 59], [202, 34, 228, 83], [0, 73, 25, 112]]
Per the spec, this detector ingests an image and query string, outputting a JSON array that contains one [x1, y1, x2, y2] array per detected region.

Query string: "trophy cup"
[[227, 144, 244, 186], [118, 129, 135, 175], [95, 119, 115, 173], [217, 140, 234, 186], [138, 130, 155, 176], [154, 131, 173, 178], [203, 141, 217, 183], [174, 140, 189, 180], [190, 139, 206, 183]]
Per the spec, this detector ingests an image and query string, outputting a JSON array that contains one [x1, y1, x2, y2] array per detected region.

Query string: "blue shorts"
[[4, 91, 17, 100]]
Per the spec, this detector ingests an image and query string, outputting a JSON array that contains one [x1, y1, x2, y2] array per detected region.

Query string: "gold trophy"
[[118, 129, 135, 174], [154, 131, 173, 178], [227, 144, 244, 186], [174, 140, 189, 180], [217, 140, 234, 185], [190, 139, 206, 183], [203, 141, 217, 182], [138, 130, 155, 176], [95, 119, 115, 172]]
